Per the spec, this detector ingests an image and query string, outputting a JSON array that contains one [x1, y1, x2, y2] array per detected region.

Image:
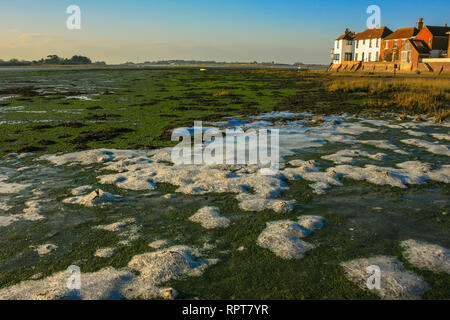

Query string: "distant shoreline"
[[0, 63, 329, 72]]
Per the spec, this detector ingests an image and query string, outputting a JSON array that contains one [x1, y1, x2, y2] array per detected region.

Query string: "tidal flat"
[[0, 67, 448, 300]]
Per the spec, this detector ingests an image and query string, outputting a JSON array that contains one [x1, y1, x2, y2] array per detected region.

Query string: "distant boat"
[[200, 68, 207, 71]]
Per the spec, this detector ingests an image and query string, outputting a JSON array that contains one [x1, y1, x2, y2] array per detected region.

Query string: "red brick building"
[[416, 24, 450, 57], [381, 27, 419, 61], [398, 39, 431, 71]]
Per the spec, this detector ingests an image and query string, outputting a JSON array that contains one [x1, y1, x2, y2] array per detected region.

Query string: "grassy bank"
[[325, 76, 450, 122]]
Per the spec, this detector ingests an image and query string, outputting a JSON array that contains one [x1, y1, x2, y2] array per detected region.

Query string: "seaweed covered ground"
[[1, 67, 448, 156], [0, 67, 449, 300]]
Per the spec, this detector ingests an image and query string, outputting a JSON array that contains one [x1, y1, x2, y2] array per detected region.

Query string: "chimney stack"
[[417, 18, 424, 30]]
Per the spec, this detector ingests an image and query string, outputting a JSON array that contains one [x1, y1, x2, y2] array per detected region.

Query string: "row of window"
[[385, 39, 431, 49], [355, 38, 380, 49], [385, 39, 406, 49], [354, 51, 379, 61], [384, 39, 416, 50], [334, 51, 381, 62], [336, 40, 354, 49], [339, 38, 432, 51], [336, 50, 413, 62]]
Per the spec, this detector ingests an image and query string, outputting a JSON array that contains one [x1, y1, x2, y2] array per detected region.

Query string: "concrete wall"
[[417, 63, 432, 72], [328, 61, 360, 71], [359, 62, 396, 72], [422, 58, 450, 63], [426, 62, 450, 73]]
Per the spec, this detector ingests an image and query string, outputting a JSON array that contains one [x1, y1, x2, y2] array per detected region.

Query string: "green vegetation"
[[1, 68, 448, 157]]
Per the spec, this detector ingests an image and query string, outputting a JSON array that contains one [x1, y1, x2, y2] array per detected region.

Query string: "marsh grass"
[[326, 78, 450, 120], [212, 90, 229, 97]]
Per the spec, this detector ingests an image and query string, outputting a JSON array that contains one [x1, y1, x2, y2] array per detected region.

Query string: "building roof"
[[424, 26, 450, 36], [354, 27, 393, 40], [408, 39, 431, 54], [337, 32, 355, 41], [385, 27, 418, 40]]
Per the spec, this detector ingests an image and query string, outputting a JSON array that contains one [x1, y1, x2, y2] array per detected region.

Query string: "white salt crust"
[[401, 239, 450, 274], [189, 207, 231, 229], [340, 256, 429, 300]]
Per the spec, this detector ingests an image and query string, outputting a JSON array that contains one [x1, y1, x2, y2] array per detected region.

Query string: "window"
[[355, 53, 359, 61], [428, 39, 432, 46], [376, 51, 379, 61], [347, 40, 353, 45], [344, 52, 353, 61], [392, 52, 397, 61], [385, 40, 389, 49], [401, 40, 406, 47], [363, 39, 365, 45], [406, 42, 410, 50], [376, 38, 379, 48], [394, 41, 398, 49], [334, 54, 340, 61], [369, 53, 372, 61], [362, 52, 365, 61], [369, 39, 372, 48], [401, 51, 410, 63], [356, 40, 359, 48]]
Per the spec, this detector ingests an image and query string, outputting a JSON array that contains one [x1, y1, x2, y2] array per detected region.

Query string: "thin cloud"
[[19, 33, 50, 39]]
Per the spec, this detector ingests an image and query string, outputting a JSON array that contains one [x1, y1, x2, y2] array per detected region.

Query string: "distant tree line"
[[0, 55, 106, 66]]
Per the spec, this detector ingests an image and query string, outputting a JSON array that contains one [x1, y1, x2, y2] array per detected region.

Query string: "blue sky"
[[1, 0, 449, 64]]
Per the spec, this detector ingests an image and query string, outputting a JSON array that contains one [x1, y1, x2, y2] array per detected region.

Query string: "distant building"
[[381, 18, 422, 62], [416, 24, 450, 57], [354, 27, 393, 62], [331, 29, 355, 64], [330, 19, 450, 72]]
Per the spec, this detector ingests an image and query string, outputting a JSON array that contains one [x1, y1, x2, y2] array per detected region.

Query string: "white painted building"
[[331, 29, 355, 64], [354, 27, 393, 62]]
